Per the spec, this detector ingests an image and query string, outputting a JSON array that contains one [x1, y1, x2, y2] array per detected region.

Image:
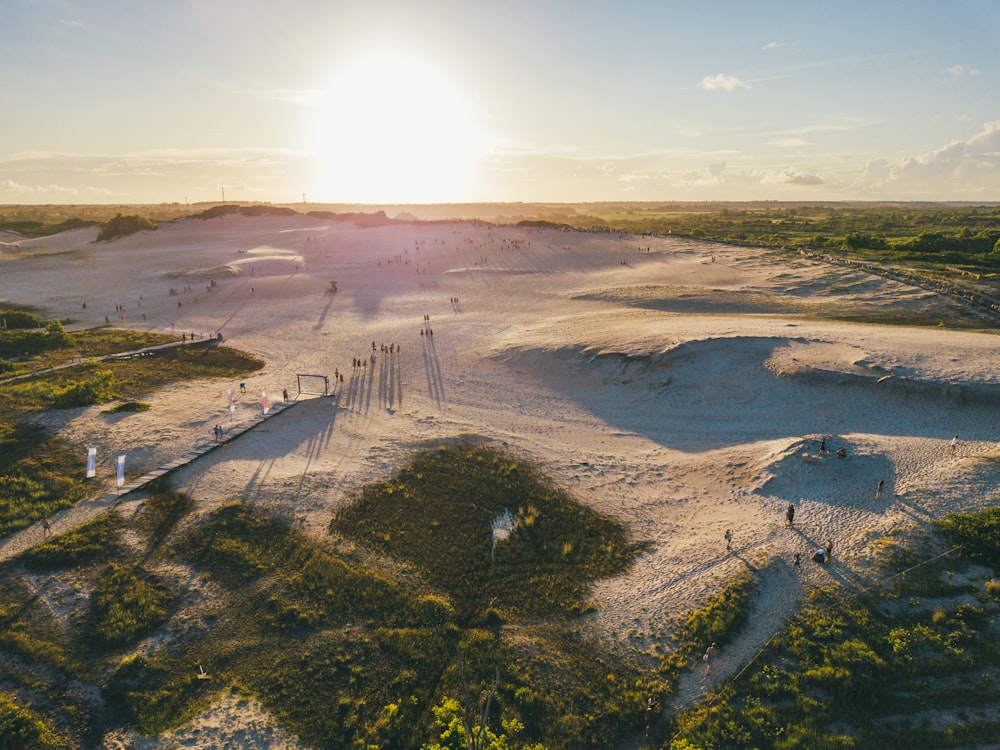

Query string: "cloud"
[[779, 170, 824, 186], [947, 64, 981, 78], [0, 148, 311, 204], [698, 74, 750, 92], [769, 138, 812, 148], [857, 121, 1000, 197], [762, 41, 784, 50]]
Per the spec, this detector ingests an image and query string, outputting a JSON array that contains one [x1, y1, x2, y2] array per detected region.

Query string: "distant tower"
[[221, 186, 226, 203]]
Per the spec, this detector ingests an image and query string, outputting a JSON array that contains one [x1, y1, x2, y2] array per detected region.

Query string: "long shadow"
[[312, 290, 340, 332], [510, 336, 1000, 454], [790, 526, 867, 591], [422, 334, 445, 407]]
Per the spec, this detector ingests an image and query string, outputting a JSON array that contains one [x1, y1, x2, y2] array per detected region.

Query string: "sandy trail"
[[3, 216, 1000, 747]]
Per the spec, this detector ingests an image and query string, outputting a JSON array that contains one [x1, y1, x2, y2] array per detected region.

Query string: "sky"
[[2, 0, 999, 205]]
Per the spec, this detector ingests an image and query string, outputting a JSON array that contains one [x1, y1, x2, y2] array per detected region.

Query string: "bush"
[[92, 563, 173, 646], [51, 369, 117, 408], [19, 513, 121, 570], [96, 214, 156, 241], [334, 439, 644, 622], [935, 507, 1000, 567], [0, 694, 66, 750]]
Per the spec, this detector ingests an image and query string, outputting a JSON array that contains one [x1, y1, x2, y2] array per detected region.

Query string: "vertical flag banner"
[[86, 447, 96, 478], [227, 388, 235, 412], [116, 454, 126, 488], [261, 390, 270, 415]]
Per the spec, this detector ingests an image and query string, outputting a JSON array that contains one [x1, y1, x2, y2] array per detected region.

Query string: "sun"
[[310, 51, 486, 203]]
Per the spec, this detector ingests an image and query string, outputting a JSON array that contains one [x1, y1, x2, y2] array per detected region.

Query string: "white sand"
[[3, 214, 1000, 747]]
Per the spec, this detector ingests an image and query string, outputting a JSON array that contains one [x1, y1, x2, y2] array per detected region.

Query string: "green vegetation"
[[334, 441, 647, 622], [95, 213, 156, 241], [3, 417, 999, 748], [667, 533, 1000, 750], [0, 328, 263, 538], [0, 423, 88, 538], [101, 400, 152, 414], [0, 693, 66, 750], [661, 571, 757, 677], [0, 319, 74, 361], [0, 306, 46, 330], [92, 563, 173, 645], [18, 513, 122, 571], [0, 441, 656, 749], [935, 506, 1000, 567]]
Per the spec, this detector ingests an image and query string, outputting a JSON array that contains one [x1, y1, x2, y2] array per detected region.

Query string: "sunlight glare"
[[312, 51, 486, 203]]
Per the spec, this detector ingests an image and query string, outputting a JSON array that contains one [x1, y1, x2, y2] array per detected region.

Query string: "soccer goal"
[[296, 373, 330, 396]]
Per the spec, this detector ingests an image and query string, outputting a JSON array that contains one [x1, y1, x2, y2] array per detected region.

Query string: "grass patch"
[[107, 445, 652, 749], [17, 512, 122, 571], [669, 513, 1000, 750], [662, 569, 758, 677], [91, 563, 173, 646], [0, 425, 87, 538], [101, 400, 152, 414], [333, 438, 647, 622], [134, 491, 194, 547], [0, 693, 67, 750], [0, 334, 263, 539], [935, 506, 1000, 567]]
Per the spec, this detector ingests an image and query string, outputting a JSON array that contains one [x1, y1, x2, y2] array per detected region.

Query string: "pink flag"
[[227, 388, 235, 412], [261, 390, 269, 414]]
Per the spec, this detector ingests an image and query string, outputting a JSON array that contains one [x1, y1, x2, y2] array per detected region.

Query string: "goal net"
[[296, 373, 330, 396]]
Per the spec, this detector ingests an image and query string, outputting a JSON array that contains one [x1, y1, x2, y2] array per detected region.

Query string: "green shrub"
[[19, 512, 121, 570], [334, 439, 644, 622], [92, 563, 173, 646], [101, 401, 151, 414], [935, 507, 1000, 566], [96, 213, 156, 241], [0, 693, 66, 750], [137, 491, 194, 546], [51, 369, 117, 408]]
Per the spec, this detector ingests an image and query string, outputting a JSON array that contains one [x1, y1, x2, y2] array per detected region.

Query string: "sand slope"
[[3, 215, 1000, 746]]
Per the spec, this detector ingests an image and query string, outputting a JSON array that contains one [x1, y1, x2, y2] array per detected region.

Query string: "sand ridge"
[[3, 215, 1000, 746]]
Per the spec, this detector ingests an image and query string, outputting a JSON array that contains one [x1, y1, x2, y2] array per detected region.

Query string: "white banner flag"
[[86, 447, 96, 478], [227, 387, 235, 412], [116, 454, 126, 487], [261, 390, 269, 414]]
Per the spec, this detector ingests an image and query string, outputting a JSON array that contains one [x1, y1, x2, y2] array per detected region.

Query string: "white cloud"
[[698, 74, 750, 92], [858, 121, 1000, 197], [769, 138, 812, 148], [762, 41, 784, 50], [947, 64, 981, 78], [778, 170, 824, 186]]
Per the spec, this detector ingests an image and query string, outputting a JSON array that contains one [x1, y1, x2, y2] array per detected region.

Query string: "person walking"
[[724, 528, 733, 551], [950, 435, 959, 455], [703, 643, 718, 673], [785, 503, 795, 527], [875, 479, 885, 499]]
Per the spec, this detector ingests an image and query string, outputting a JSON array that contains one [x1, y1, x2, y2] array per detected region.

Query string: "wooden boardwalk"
[[0, 397, 300, 564]]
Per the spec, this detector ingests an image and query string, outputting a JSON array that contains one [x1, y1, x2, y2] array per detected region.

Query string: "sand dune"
[[3, 215, 999, 746]]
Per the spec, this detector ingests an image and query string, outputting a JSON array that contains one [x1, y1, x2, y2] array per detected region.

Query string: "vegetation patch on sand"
[[333, 439, 648, 622], [0, 441, 659, 749], [668, 527, 1000, 749], [0, 330, 263, 538]]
